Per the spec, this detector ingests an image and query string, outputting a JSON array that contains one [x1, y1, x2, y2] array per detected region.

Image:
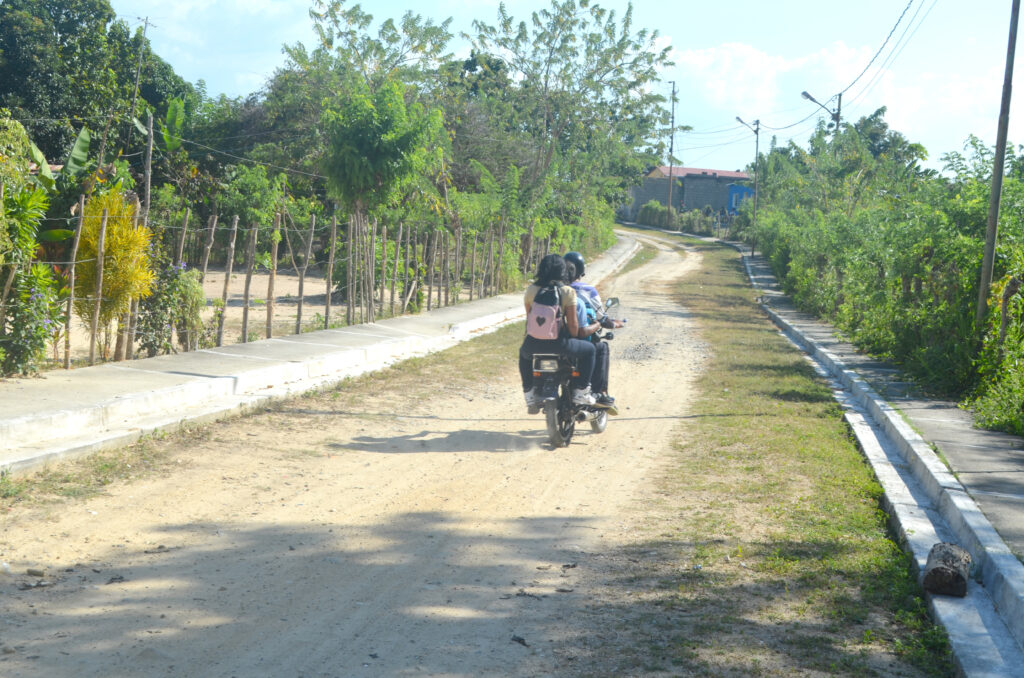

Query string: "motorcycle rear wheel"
[[544, 390, 576, 448]]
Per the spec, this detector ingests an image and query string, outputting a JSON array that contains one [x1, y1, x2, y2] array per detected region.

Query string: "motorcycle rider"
[[520, 254, 600, 413], [564, 251, 623, 408]]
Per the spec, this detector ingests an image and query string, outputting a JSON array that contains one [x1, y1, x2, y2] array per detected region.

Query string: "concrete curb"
[[2, 236, 640, 474], [732, 251, 1024, 675]]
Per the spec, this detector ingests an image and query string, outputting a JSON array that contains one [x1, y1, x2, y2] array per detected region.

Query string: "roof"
[[648, 166, 749, 180]]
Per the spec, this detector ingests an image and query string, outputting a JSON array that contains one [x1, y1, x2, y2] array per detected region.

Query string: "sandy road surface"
[[1, 238, 705, 677]]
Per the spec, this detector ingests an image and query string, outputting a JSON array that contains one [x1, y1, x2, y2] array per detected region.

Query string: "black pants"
[[591, 340, 610, 393], [519, 335, 595, 391]]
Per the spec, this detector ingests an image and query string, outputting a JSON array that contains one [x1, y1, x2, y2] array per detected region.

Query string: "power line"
[[840, 0, 916, 95]]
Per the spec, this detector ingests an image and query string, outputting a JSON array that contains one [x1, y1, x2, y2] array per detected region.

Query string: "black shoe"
[[595, 393, 616, 406]]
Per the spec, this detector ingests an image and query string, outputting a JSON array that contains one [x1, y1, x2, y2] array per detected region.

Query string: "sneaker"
[[525, 388, 542, 414], [595, 393, 616, 406], [572, 387, 596, 406]]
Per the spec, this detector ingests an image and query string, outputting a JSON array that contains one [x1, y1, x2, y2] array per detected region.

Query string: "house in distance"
[[625, 166, 752, 220]]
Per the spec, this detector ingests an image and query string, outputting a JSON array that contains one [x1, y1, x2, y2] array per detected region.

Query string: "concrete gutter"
[[2, 236, 639, 474]]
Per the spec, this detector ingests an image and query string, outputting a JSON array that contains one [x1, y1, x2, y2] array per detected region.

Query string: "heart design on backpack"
[[536, 317, 547, 326]]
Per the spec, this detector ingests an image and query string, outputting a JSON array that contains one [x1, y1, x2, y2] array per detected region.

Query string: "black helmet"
[[564, 251, 585, 278]]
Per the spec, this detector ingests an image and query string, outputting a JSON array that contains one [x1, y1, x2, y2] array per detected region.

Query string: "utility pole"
[[126, 17, 150, 147], [736, 116, 760, 246], [977, 0, 1021, 327], [666, 81, 677, 214]]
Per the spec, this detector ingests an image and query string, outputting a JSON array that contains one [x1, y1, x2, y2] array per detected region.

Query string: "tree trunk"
[[216, 215, 239, 346], [923, 542, 971, 597]]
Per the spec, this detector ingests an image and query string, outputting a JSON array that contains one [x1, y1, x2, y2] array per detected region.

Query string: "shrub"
[[73, 190, 154, 351], [136, 263, 205, 356], [0, 263, 61, 375]]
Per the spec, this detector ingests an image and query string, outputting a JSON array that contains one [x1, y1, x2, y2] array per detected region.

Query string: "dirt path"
[[0, 239, 705, 677]]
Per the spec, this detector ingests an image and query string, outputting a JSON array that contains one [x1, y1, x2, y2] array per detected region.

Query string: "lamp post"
[[667, 81, 677, 215], [736, 116, 759, 243], [801, 90, 842, 138]]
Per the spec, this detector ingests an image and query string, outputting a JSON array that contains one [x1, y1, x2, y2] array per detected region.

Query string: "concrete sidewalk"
[[1, 236, 638, 474]]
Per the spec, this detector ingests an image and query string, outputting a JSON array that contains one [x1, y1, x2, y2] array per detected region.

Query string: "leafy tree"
[[73, 190, 154, 353], [471, 0, 670, 209], [322, 78, 443, 218]]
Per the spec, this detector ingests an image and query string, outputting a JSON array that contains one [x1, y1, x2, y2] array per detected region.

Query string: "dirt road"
[[1, 238, 705, 677]]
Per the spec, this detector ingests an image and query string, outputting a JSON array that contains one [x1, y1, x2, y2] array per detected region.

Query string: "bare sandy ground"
[[1, 240, 705, 677]]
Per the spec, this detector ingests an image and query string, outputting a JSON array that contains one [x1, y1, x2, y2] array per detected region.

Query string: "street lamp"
[[736, 116, 759, 251], [801, 90, 842, 131]]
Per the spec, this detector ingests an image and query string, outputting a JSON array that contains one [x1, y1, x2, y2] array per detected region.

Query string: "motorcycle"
[[531, 297, 621, 448]]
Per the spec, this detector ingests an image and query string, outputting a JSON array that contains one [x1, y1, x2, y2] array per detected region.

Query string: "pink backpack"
[[526, 283, 564, 340]]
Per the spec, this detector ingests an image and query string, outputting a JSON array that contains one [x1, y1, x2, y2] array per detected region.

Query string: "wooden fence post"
[[241, 225, 257, 342], [64, 196, 85, 369], [372, 218, 380, 323], [346, 217, 354, 326], [390, 223, 402, 316], [469, 232, 478, 302], [426, 230, 436, 311], [266, 213, 279, 339], [216, 215, 239, 346], [495, 218, 506, 295], [295, 214, 316, 334], [443, 230, 451, 307], [325, 215, 337, 329], [176, 207, 190, 267], [379, 224, 387, 317], [89, 209, 108, 365], [126, 298, 139, 360], [200, 214, 217, 283], [485, 229, 494, 297]]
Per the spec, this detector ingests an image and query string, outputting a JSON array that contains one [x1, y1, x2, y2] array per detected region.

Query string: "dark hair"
[[565, 261, 577, 281], [534, 253, 568, 285]]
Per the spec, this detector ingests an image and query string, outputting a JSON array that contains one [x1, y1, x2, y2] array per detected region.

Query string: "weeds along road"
[[0, 238, 706, 677]]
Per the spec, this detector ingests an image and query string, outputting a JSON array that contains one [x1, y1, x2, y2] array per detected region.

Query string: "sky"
[[107, 0, 1022, 173]]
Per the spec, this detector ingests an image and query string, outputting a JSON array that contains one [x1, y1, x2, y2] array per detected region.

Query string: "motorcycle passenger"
[[565, 251, 623, 408], [520, 254, 599, 413]]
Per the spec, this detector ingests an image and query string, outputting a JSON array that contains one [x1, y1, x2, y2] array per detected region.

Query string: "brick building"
[[625, 166, 751, 219]]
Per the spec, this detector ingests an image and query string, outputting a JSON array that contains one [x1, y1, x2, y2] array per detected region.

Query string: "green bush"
[[1, 263, 61, 375], [636, 199, 679, 229]]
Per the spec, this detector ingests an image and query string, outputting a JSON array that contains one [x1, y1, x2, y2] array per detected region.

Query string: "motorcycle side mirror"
[[605, 297, 620, 310]]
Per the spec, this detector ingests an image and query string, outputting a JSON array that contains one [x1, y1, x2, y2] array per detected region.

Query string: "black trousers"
[[591, 340, 610, 393]]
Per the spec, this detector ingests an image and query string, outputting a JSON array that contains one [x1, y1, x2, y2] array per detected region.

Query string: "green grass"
[[618, 241, 658, 275], [579, 235, 954, 677]]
